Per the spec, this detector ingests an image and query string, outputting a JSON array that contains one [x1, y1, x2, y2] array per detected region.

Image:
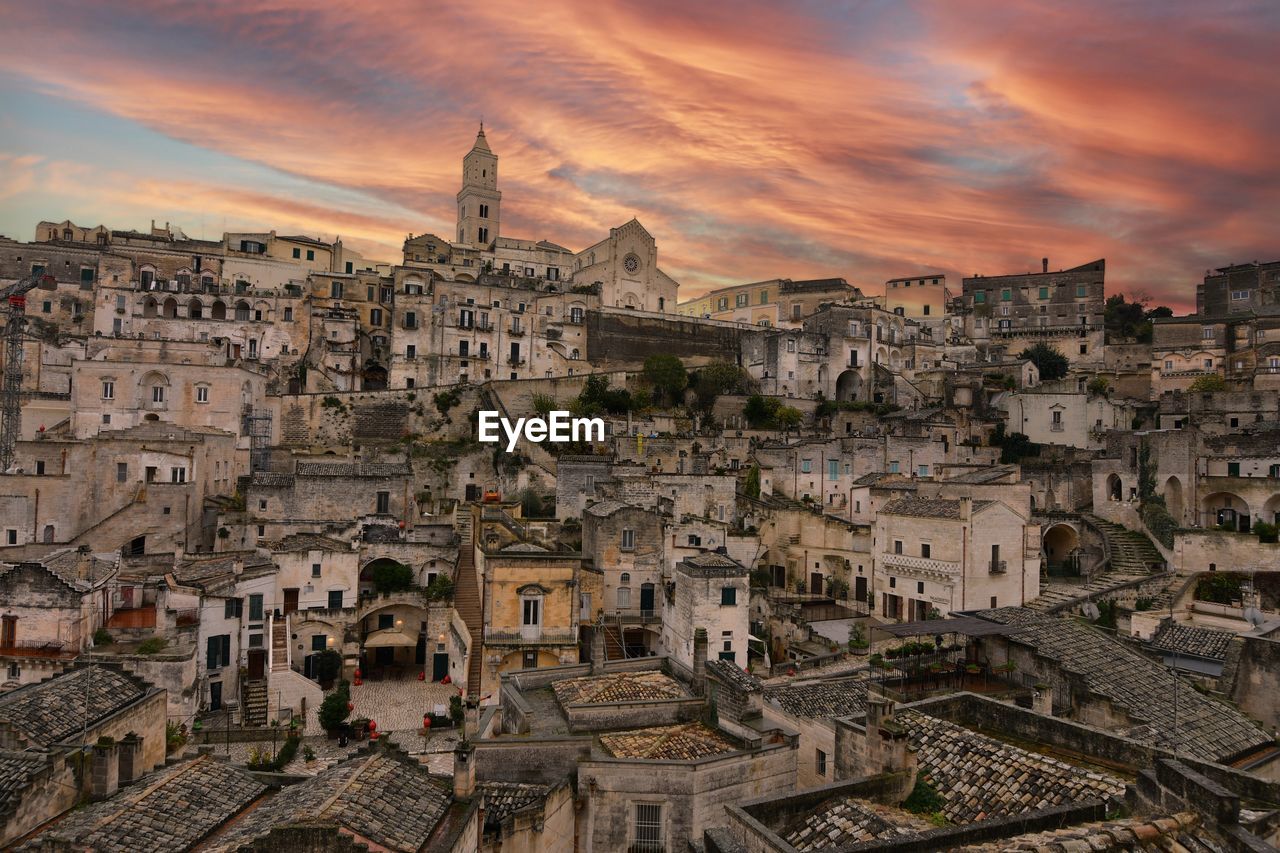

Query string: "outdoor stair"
[[242, 679, 268, 727], [1026, 514, 1166, 613], [270, 618, 289, 672], [601, 620, 626, 660], [453, 508, 484, 700]]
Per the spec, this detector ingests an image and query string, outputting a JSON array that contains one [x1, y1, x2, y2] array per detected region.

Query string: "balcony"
[[507, 356, 525, 366], [989, 560, 1007, 575], [483, 628, 577, 646], [881, 552, 961, 577], [1050, 422, 1065, 432], [508, 326, 525, 337]]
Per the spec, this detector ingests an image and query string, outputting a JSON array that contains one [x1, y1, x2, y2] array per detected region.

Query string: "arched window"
[[188, 298, 203, 319], [211, 300, 227, 320], [141, 371, 170, 409], [235, 300, 250, 321], [142, 297, 158, 318]]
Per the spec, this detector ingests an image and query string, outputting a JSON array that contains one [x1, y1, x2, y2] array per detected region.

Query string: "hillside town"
[[0, 127, 1278, 851]]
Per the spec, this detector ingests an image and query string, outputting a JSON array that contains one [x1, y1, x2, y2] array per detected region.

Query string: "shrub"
[[165, 721, 187, 755], [425, 574, 454, 601], [1188, 374, 1227, 392], [643, 354, 688, 406], [449, 695, 465, 728], [1255, 521, 1279, 544], [433, 389, 461, 415], [1087, 376, 1110, 396], [1197, 573, 1243, 604], [743, 464, 761, 499], [744, 394, 781, 428], [902, 777, 946, 816], [318, 681, 352, 733], [1141, 498, 1176, 550], [93, 627, 112, 646], [314, 649, 343, 685], [848, 622, 868, 651], [137, 637, 168, 655]]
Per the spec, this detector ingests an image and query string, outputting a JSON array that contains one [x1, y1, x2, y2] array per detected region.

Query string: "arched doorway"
[[1202, 492, 1250, 532], [362, 361, 388, 391], [1264, 493, 1280, 527], [162, 297, 178, 319], [835, 369, 863, 402], [211, 300, 227, 320], [1043, 524, 1081, 576], [1163, 477, 1184, 524], [1106, 474, 1122, 502]]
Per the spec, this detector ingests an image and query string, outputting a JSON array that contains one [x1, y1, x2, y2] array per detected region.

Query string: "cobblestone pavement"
[[301, 678, 460, 736]]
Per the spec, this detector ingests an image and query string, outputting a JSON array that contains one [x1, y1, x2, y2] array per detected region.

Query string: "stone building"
[[582, 501, 664, 657], [677, 277, 862, 327], [662, 553, 750, 670], [957, 258, 1105, 364]]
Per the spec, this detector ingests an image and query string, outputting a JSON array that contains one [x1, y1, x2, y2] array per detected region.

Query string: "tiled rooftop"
[[583, 499, 632, 517], [979, 608, 1272, 762], [901, 710, 1126, 824], [20, 754, 265, 852], [765, 678, 866, 718], [0, 665, 150, 747], [479, 780, 550, 828], [881, 497, 992, 519], [683, 552, 742, 569], [202, 748, 452, 852], [951, 811, 1202, 851], [0, 547, 119, 591], [705, 659, 763, 694], [0, 753, 50, 823], [553, 671, 688, 706], [295, 461, 410, 478], [599, 723, 739, 761], [783, 798, 934, 851], [1149, 622, 1234, 661], [268, 532, 351, 552]]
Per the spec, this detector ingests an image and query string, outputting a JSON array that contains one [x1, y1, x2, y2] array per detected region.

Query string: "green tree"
[[1188, 374, 1227, 392], [318, 681, 352, 732], [1087, 376, 1110, 396], [371, 561, 413, 594], [693, 361, 750, 410], [1018, 343, 1069, 381], [314, 649, 343, 686], [643, 354, 688, 406], [743, 394, 781, 428], [743, 464, 761, 499], [775, 406, 803, 434]]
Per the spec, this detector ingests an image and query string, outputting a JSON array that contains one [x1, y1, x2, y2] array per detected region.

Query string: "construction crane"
[[0, 272, 56, 472]]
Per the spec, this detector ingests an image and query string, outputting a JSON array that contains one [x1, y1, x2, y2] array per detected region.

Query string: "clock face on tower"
[[623, 254, 640, 275]]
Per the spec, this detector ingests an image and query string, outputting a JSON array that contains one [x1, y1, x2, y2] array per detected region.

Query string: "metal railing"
[[989, 560, 1007, 574]]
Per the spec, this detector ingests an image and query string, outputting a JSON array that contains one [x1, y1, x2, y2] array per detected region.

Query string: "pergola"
[[867, 617, 1023, 696]]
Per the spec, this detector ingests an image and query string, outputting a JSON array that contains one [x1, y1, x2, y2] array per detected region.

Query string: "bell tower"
[[456, 124, 501, 248]]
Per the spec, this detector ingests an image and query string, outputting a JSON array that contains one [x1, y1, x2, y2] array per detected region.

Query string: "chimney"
[[1033, 683, 1054, 716], [453, 741, 476, 800], [118, 733, 144, 785], [1042, 257, 1048, 274], [591, 625, 606, 675], [76, 545, 92, 580], [232, 557, 245, 576], [91, 739, 120, 800], [692, 628, 708, 695], [959, 496, 973, 521]]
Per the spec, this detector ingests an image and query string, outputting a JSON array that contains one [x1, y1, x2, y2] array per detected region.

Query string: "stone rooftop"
[[0, 753, 50, 825], [0, 665, 151, 748], [881, 497, 993, 519], [599, 723, 739, 761], [583, 499, 633, 517], [202, 748, 453, 852], [979, 608, 1272, 763], [553, 671, 688, 706], [20, 754, 266, 852], [1149, 622, 1235, 662], [765, 678, 866, 719], [0, 547, 119, 591], [267, 532, 351, 553], [171, 552, 275, 589], [295, 461, 410, 478], [900, 710, 1126, 824]]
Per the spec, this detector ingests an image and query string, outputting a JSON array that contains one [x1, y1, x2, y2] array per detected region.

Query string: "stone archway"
[[1106, 473, 1122, 502], [835, 369, 863, 402], [1163, 476, 1185, 524]]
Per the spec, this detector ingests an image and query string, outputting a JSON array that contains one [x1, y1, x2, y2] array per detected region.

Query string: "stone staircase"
[[1026, 514, 1165, 612], [453, 507, 484, 700], [270, 618, 289, 672], [242, 679, 268, 727], [601, 619, 627, 660]]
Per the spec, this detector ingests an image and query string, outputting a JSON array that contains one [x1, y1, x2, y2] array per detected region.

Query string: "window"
[[736, 293, 748, 307], [800, 459, 812, 474], [152, 386, 165, 404], [816, 749, 828, 776], [370, 308, 382, 325], [312, 562, 322, 578], [828, 459, 839, 479], [1227, 462, 1240, 477], [206, 634, 232, 669], [406, 344, 417, 359], [116, 462, 128, 482], [918, 464, 929, 477], [760, 289, 769, 304], [921, 543, 931, 558], [1001, 289, 1011, 301], [306, 250, 315, 261], [888, 461, 900, 474], [378, 613, 394, 630], [292, 247, 301, 259], [312, 634, 328, 652], [1039, 286, 1049, 299], [249, 594, 264, 622], [1202, 326, 1214, 340], [196, 386, 209, 404], [328, 590, 344, 609], [5, 530, 16, 546], [224, 598, 243, 619], [522, 597, 541, 626], [621, 529, 635, 551], [570, 306, 584, 323], [331, 281, 343, 299], [717, 297, 729, 311], [721, 587, 737, 605], [974, 291, 986, 304], [479, 203, 488, 217], [893, 540, 903, 554], [170, 467, 186, 483], [35, 461, 44, 476], [405, 311, 417, 329], [633, 803, 663, 851], [102, 381, 114, 400], [376, 491, 390, 514]]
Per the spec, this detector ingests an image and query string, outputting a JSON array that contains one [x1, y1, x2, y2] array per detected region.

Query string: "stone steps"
[[1026, 515, 1165, 612], [242, 679, 268, 727], [452, 509, 484, 700]]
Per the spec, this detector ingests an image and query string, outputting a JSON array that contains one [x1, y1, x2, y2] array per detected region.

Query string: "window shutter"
[[207, 636, 219, 669]]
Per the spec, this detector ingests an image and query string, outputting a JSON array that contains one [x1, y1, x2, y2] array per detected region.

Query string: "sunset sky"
[[1, 1, 1277, 311]]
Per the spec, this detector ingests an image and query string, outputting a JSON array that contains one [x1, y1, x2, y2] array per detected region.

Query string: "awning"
[[363, 628, 418, 648]]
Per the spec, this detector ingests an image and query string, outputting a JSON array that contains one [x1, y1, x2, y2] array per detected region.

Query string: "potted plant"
[[303, 745, 316, 764]]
